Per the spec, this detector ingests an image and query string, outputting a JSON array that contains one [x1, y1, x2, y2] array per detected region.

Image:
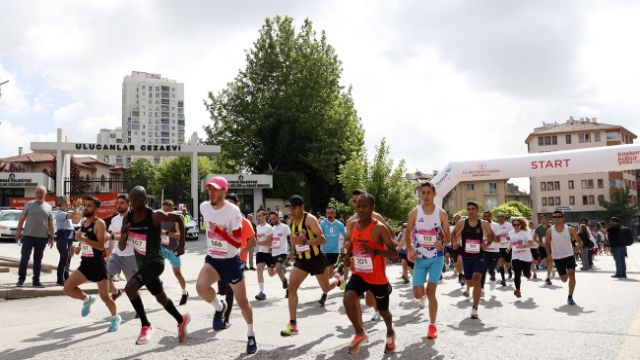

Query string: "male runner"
[[106, 195, 137, 301], [160, 200, 188, 305], [280, 195, 342, 336], [63, 196, 121, 332], [495, 213, 513, 286], [320, 205, 347, 294], [545, 210, 583, 305], [447, 214, 464, 286], [482, 211, 500, 291], [269, 211, 290, 297], [343, 192, 397, 354], [405, 182, 450, 339], [534, 214, 554, 285], [196, 177, 257, 354], [119, 187, 189, 345], [452, 201, 494, 319], [255, 209, 273, 300]]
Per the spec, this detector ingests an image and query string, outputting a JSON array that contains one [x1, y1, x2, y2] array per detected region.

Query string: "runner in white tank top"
[[545, 211, 583, 306]]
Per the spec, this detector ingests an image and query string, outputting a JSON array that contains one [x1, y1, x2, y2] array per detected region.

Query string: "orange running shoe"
[[384, 334, 396, 353], [349, 332, 368, 354], [427, 324, 438, 339]]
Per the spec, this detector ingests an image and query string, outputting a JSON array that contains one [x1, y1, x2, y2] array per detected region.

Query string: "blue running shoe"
[[81, 296, 96, 317], [212, 301, 227, 331], [247, 336, 257, 354], [567, 297, 576, 306], [108, 314, 122, 332]]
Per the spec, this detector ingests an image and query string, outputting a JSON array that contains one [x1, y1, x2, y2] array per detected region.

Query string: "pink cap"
[[205, 176, 228, 190]]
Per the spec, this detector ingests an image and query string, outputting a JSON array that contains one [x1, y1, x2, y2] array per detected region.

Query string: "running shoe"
[[247, 336, 257, 354], [514, 289, 521, 298], [349, 332, 369, 354], [179, 292, 188, 306], [280, 323, 299, 336], [81, 295, 96, 317], [545, 278, 552, 286], [402, 276, 410, 284], [339, 280, 347, 291], [212, 301, 227, 331], [108, 314, 122, 332], [463, 290, 470, 298], [136, 325, 154, 345], [384, 334, 396, 354], [111, 289, 123, 302], [567, 297, 576, 306], [318, 293, 327, 306], [371, 312, 381, 322], [532, 273, 538, 279], [470, 307, 479, 319], [426, 324, 438, 339], [255, 292, 267, 301], [500, 280, 507, 287], [334, 273, 346, 291], [177, 313, 190, 343]]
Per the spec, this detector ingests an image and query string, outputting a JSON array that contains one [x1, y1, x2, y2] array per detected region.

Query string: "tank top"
[[291, 213, 322, 260], [80, 220, 104, 260], [461, 218, 484, 257], [412, 205, 444, 259], [351, 219, 387, 285], [127, 207, 163, 267], [550, 225, 574, 259]]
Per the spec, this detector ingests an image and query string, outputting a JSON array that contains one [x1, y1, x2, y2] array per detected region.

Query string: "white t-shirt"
[[485, 222, 500, 253], [509, 229, 532, 262], [200, 200, 243, 259], [109, 214, 134, 257], [496, 222, 514, 249], [271, 223, 291, 256], [256, 223, 273, 253]]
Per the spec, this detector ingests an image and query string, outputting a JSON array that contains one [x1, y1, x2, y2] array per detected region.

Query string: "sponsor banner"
[[9, 193, 118, 219]]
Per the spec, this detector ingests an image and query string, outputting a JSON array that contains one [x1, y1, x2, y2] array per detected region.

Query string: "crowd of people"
[[11, 179, 635, 355]]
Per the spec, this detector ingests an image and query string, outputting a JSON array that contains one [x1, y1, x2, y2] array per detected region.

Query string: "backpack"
[[621, 227, 634, 246]]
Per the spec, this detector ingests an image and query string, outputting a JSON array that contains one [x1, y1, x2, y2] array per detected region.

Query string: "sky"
[[1, 0, 640, 193]]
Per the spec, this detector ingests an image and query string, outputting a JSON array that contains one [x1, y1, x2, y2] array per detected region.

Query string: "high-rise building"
[[122, 71, 185, 166], [526, 117, 637, 223], [96, 127, 123, 165]]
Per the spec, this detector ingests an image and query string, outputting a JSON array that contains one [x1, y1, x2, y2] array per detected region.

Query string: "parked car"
[[169, 211, 199, 241], [0, 209, 22, 240]]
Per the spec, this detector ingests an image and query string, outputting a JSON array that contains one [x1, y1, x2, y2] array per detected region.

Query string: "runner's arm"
[[378, 223, 398, 258], [452, 219, 464, 249], [154, 211, 185, 255], [119, 216, 129, 251], [306, 215, 326, 246], [482, 220, 495, 244], [404, 209, 417, 254], [569, 227, 583, 250], [373, 212, 395, 238]]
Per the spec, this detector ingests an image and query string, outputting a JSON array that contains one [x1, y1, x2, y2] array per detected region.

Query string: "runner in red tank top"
[[343, 192, 398, 354]]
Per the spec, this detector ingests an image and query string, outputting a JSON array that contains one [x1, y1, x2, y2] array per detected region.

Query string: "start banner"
[[9, 193, 119, 219]]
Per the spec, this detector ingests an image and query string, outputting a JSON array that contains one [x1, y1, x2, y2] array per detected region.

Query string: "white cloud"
[[0, 119, 56, 157], [0, 64, 31, 115]]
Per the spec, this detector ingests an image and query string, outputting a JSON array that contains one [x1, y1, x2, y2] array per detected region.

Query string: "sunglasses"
[[512, 223, 521, 227], [553, 215, 563, 218]]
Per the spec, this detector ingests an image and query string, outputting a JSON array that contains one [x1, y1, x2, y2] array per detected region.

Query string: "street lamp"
[[0, 79, 8, 98]]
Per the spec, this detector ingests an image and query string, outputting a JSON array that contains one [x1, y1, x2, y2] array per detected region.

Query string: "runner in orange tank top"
[[342, 192, 398, 354]]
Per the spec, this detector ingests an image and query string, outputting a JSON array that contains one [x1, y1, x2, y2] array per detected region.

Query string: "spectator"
[[15, 186, 55, 288], [578, 224, 593, 270], [275, 205, 284, 219], [607, 217, 627, 278], [54, 197, 79, 286]]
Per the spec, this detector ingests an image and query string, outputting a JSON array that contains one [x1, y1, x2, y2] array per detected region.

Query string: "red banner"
[[9, 193, 119, 219]]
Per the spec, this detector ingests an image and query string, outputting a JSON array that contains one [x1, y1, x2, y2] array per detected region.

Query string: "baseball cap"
[[288, 195, 304, 207], [206, 176, 228, 190], [225, 193, 239, 203]]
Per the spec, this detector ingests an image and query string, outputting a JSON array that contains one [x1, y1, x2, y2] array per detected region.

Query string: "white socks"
[[259, 283, 264, 292], [211, 297, 223, 311], [248, 323, 255, 337]]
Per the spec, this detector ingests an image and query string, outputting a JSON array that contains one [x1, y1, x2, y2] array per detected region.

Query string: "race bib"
[[113, 231, 121, 241], [353, 252, 373, 273], [418, 234, 437, 248], [295, 244, 310, 254], [272, 236, 280, 249], [80, 241, 94, 257], [207, 230, 228, 257], [465, 239, 481, 254], [513, 240, 527, 254], [500, 235, 508, 245], [129, 232, 147, 256], [161, 234, 170, 246]]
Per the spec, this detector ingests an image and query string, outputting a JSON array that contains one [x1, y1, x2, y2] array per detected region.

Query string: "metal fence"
[[63, 177, 124, 195]]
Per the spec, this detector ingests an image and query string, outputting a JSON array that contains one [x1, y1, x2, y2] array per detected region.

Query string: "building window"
[[578, 133, 591, 143], [610, 179, 623, 188], [555, 197, 561, 206], [541, 182, 546, 191], [597, 179, 604, 188], [554, 181, 560, 190], [548, 197, 555, 206], [569, 196, 575, 205], [594, 132, 601, 142], [542, 198, 547, 206], [539, 136, 558, 146], [582, 196, 588, 205], [565, 134, 572, 144], [485, 197, 498, 209], [568, 180, 574, 189], [581, 179, 594, 189], [485, 182, 497, 194], [589, 195, 595, 205], [466, 183, 475, 191], [598, 195, 605, 204], [606, 131, 621, 141]]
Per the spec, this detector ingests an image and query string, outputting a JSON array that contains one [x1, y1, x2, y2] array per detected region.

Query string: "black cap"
[[225, 193, 239, 203], [288, 195, 304, 207]]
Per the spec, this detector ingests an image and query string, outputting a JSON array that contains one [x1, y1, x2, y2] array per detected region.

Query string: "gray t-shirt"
[[54, 210, 74, 231], [21, 200, 53, 238]]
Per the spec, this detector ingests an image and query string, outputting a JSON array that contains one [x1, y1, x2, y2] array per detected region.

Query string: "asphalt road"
[[1, 236, 639, 360]]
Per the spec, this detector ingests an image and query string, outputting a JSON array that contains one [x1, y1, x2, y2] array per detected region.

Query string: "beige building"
[[443, 179, 509, 215], [526, 117, 637, 222]]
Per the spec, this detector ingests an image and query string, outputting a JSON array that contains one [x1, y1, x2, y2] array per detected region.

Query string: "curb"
[[0, 287, 99, 300]]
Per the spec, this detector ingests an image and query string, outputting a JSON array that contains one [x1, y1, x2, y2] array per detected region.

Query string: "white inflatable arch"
[[432, 143, 640, 208]]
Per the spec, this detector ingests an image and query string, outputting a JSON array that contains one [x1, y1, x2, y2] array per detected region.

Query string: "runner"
[[320, 205, 347, 296], [528, 221, 539, 279], [397, 223, 413, 284], [451, 201, 495, 319], [280, 195, 342, 336], [343, 192, 397, 354], [534, 214, 554, 285], [482, 211, 500, 291], [160, 200, 189, 306], [255, 209, 273, 300], [545, 210, 583, 305], [196, 177, 257, 353], [507, 217, 536, 299], [404, 182, 450, 340], [119, 186, 190, 345], [496, 213, 514, 286], [63, 196, 121, 332], [269, 211, 290, 297], [446, 214, 464, 286], [106, 195, 137, 302]]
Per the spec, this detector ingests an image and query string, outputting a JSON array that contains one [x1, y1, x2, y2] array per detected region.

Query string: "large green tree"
[[599, 187, 640, 226], [338, 138, 416, 223], [123, 158, 156, 193], [204, 16, 364, 208]]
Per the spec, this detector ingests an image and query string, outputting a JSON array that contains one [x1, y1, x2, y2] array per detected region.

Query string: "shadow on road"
[[233, 333, 334, 360], [447, 318, 498, 336], [553, 304, 595, 316], [513, 297, 538, 310]]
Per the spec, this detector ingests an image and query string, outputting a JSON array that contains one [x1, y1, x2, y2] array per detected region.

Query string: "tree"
[[599, 187, 640, 226], [490, 204, 523, 220], [44, 156, 91, 195], [338, 138, 416, 223], [503, 201, 533, 219], [204, 16, 364, 208], [124, 158, 156, 193]]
